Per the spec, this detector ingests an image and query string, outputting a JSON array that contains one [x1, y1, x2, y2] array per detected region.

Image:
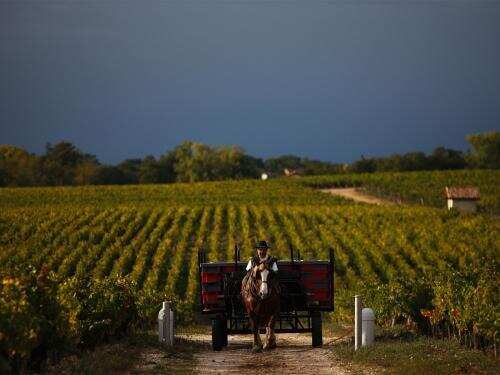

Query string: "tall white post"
[[355, 295, 362, 351], [169, 303, 174, 345]]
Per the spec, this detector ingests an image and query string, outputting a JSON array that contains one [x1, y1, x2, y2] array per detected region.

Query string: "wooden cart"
[[198, 246, 334, 351]]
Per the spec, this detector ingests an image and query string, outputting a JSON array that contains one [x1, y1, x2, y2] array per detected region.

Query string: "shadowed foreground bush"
[[334, 259, 499, 352], [0, 267, 143, 373], [1, 256, 497, 372], [0, 266, 68, 373], [58, 276, 139, 348]]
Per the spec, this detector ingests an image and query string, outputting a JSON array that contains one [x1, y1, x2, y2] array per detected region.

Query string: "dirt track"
[[320, 188, 393, 206], [181, 333, 348, 374]]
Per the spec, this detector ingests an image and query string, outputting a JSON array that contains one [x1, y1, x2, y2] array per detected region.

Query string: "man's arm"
[[245, 259, 252, 271], [271, 260, 278, 272]]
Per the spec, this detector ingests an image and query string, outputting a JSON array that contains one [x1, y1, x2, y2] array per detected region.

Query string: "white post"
[[159, 301, 167, 343], [158, 301, 174, 346], [362, 308, 374, 347], [355, 295, 362, 351], [169, 304, 174, 345]]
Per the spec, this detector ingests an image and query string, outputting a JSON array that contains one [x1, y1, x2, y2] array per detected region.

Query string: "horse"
[[241, 260, 280, 352]]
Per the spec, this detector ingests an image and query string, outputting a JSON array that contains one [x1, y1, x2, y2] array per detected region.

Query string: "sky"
[[1, 0, 499, 164]]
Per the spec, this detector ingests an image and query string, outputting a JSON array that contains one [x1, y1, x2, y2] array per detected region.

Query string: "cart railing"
[[198, 246, 335, 314]]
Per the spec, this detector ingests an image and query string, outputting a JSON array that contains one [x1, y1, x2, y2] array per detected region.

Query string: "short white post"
[[354, 295, 362, 351], [158, 301, 174, 346], [362, 308, 374, 347]]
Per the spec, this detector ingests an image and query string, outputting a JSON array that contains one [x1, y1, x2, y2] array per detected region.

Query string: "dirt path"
[[320, 188, 394, 206], [181, 333, 347, 374]]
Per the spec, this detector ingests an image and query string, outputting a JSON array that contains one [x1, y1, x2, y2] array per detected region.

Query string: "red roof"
[[444, 187, 480, 200]]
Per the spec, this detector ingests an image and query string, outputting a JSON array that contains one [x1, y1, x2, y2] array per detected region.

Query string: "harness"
[[242, 256, 280, 299], [250, 255, 278, 270]]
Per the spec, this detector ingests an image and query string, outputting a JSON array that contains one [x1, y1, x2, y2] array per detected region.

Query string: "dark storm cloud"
[[1, 1, 499, 163]]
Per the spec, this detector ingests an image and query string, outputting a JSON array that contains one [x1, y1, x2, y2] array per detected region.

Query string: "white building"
[[444, 186, 480, 213]]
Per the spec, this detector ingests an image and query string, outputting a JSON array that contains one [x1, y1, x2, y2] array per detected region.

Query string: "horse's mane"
[[242, 272, 261, 299]]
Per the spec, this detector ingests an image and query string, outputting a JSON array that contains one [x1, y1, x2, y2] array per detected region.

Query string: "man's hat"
[[255, 240, 271, 249]]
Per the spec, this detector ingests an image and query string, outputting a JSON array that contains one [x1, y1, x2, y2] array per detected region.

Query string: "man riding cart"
[[242, 241, 280, 351], [198, 241, 334, 351], [246, 240, 278, 274]]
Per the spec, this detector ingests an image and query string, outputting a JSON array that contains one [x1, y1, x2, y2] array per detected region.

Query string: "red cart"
[[198, 246, 335, 351]]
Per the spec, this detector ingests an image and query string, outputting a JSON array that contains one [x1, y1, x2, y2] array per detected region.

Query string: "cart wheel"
[[212, 317, 224, 351], [311, 311, 323, 347], [222, 317, 228, 347]]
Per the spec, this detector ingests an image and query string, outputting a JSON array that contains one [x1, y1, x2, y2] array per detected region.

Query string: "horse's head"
[[253, 262, 271, 299]]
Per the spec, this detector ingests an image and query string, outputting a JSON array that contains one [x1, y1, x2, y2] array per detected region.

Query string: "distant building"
[[283, 168, 298, 177], [444, 187, 480, 213]]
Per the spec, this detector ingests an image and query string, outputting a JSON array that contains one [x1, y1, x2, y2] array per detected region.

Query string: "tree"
[[74, 162, 99, 185], [44, 141, 97, 166], [214, 145, 262, 179], [302, 159, 344, 175], [399, 152, 428, 171], [117, 159, 142, 184], [350, 156, 377, 173], [157, 152, 176, 183], [39, 141, 99, 185], [171, 141, 262, 182], [264, 155, 303, 174], [0, 166, 6, 186], [0, 145, 39, 186], [466, 132, 500, 169], [173, 141, 216, 182], [236, 154, 264, 178], [90, 166, 129, 185], [138, 156, 162, 184], [429, 147, 466, 170]]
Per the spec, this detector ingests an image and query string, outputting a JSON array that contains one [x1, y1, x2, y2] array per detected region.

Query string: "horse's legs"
[[264, 316, 277, 350], [250, 315, 262, 353], [263, 326, 271, 350], [268, 324, 277, 349]]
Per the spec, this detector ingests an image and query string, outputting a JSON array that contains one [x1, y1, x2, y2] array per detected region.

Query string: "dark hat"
[[255, 240, 271, 249]]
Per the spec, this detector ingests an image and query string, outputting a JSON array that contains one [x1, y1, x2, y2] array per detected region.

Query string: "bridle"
[[243, 268, 264, 299], [243, 263, 276, 300]]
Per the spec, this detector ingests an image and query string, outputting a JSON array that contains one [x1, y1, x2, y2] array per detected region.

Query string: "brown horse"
[[241, 261, 280, 352]]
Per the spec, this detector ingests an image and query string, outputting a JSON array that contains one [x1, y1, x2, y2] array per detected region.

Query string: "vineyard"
[[0, 179, 348, 208], [300, 169, 500, 214], [1, 170, 499, 370]]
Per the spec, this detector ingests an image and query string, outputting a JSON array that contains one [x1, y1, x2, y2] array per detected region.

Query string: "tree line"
[[350, 132, 499, 173], [0, 132, 498, 187]]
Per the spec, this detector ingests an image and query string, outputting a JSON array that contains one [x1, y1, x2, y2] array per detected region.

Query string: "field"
[[1, 170, 499, 371], [301, 169, 500, 214]]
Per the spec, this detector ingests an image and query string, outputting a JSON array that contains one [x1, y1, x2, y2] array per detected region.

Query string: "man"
[[241, 240, 280, 351], [246, 240, 278, 274]]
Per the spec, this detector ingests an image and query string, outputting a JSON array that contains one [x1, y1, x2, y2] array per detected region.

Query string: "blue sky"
[[1, 0, 499, 163]]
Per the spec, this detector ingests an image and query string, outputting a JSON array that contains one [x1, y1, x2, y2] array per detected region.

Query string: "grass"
[[43, 331, 205, 375], [331, 328, 499, 374], [41, 326, 499, 374]]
